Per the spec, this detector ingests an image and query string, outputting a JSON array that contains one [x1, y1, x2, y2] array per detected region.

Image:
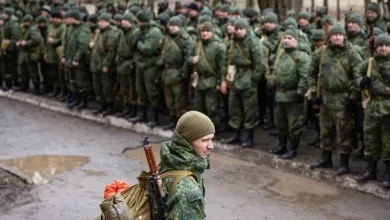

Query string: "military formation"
[[1, 0, 390, 188]]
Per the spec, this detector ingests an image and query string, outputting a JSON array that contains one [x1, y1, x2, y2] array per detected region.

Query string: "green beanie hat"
[[312, 29, 325, 41], [176, 111, 215, 143], [3, 7, 14, 17], [298, 11, 311, 21], [321, 15, 334, 25], [21, 14, 33, 23], [122, 13, 134, 24], [99, 12, 111, 22], [346, 13, 361, 25], [282, 17, 297, 30], [88, 14, 98, 23], [227, 17, 237, 25], [263, 12, 278, 24], [168, 16, 183, 27], [243, 8, 258, 18], [375, 34, 390, 48], [36, 15, 48, 23], [367, 2, 380, 14], [68, 10, 81, 21], [374, 27, 384, 36], [198, 15, 212, 24], [114, 14, 123, 21], [328, 24, 345, 37], [284, 28, 298, 40], [316, 6, 327, 17], [136, 9, 151, 23], [129, 6, 141, 16], [228, 6, 243, 16], [200, 21, 214, 32], [220, 4, 230, 13], [234, 18, 249, 29]]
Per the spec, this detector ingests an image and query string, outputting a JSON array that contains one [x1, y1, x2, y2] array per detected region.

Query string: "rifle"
[[143, 137, 165, 220]]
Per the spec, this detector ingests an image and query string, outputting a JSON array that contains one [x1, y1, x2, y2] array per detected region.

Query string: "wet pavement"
[[0, 98, 389, 220]]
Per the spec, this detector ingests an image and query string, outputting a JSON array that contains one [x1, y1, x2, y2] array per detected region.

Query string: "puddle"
[[123, 144, 253, 169], [0, 155, 89, 184]]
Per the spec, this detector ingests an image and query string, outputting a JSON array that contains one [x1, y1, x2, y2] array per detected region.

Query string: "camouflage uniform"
[[309, 25, 363, 175], [24, 1, 41, 20], [90, 13, 120, 114], [17, 15, 42, 93], [362, 2, 387, 33], [159, 17, 194, 127], [222, 18, 265, 148], [36, 15, 50, 93], [1, 8, 20, 89], [297, 12, 315, 43], [269, 29, 310, 159]]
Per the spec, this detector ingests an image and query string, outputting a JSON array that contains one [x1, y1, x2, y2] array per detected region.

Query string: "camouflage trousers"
[[18, 61, 39, 85], [228, 87, 259, 130], [117, 74, 130, 107], [364, 113, 390, 161], [44, 63, 60, 89], [320, 105, 353, 154], [164, 82, 187, 119], [136, 65, 160, 107], [92, 71, 116, 103], [195, 88, 220, 124], [2, 54, 18, 87], [274, 101, 305, 143]]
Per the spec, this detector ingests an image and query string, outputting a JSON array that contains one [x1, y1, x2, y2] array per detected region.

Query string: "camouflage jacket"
[[24, 2, 41, 19], [299, 24, 315, 43], [270, 47, 310, 102], [347, 30, 367, 47], [63, 23, 89, 68], [160, 29, 194, 84], [223, 34, 265, 90], [2, 15, 20, 55], [44, 22, 66, 64], [135, 21, 163, 68], [159, 131, 208, 220], [195, 36, 226, 90], [116, 26, 138, 74], [308, 42, 363, 110], [362, 16, 387, 33], [90, 25, 120, 73], [262, 28, 283, 66], [18, 24, 41, 64], [359, 54, 390, 117]]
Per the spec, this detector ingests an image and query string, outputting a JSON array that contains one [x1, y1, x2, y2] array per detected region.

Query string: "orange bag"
[[104, 180, 130, 199]]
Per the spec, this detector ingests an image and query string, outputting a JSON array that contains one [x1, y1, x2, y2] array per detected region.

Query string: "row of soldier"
[[0, 0, 390, 187]]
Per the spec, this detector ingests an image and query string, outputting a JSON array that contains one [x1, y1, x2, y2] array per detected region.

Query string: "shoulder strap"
[[200, 42, 216, 75], [270, 49, 284, 86], [366, 57, 374, 77], [161, 170, 197, 195], [316, 45, 326, 97], [235, 42, 251, 65]]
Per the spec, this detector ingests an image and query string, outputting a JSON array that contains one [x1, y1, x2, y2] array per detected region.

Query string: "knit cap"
[[21, 14, 33, 23], [200, 21, 214, 32], [346, 13, 361, 25], [136, 9, 151, 23], [298, 11, 311, 21], [311, 29, 325, 41], [168, 16, 183, 27], [176, 111, 215, 143], [3, 7, 14, 17], [328, 24, 345, 37], [122, 13, 134, 24], [375, 34, 390, 48], [283, 28, 298, 40], [99, 12, 111, 22], [367, 2, 380, 14], [263, 12, 278, 24], [234, 18, 249, 29]]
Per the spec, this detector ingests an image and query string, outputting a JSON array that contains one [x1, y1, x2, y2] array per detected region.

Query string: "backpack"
[[96, 170, 196, 220]]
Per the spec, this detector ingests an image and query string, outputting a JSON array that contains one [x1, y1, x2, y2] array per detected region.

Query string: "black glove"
[[295, 93, 305, 103], [266, 82, 274, 93], [360, 76, 372, 89], [312, 95, 322, 106], [346, 98, 357, 113]]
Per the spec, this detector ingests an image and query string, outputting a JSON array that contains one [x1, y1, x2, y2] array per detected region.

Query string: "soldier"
[[159, 111, 215, 220], [1, 7, 20, 90], [43, 11, 65, 97], [363, 2, 387, 33], [298, 11, 314, 43], [357, 34, 390, 188], [268, 28, 310, 159], [40, 5, 51, 17], [158, 16, 194, 129], [192, 21, 225, 131], [115, 13, 138, 119], [220, 18, 265, 148], [346, 14, 366, 48], [51, 0, 63, 12], [186, 3, 199, 29], [243, 8, 261, 38], [15, 14, 42, 94], [36, 15, 50, 94], [116, 3, 126, 15], [314, 6, 327, 29], [25, 0, 41, 20], [62, 10, 90, 110], [57, 12, 72, 101], [157, 0, 174, 17], [90, 12, 120, 115], [128, 10, 163, 127], [309, 25, 363, 176]]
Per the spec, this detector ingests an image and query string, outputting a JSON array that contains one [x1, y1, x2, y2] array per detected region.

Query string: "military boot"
[[162, 116, 177, 130], [67, 94, 80, 109], [92, 102, 107, 114], [48, 87, 60, 97], [357, 158, 377, 182], [269, 135, 288, 155], [241, 130, 254, 148], [221, 130, 240, 145], [115, 105, 131, 118], [125, 105, 137, 119], [128, 106, 146, 123], [282, 137, 299, 160], [32, 82, 41, 95], [74, 94, 88, 110], [383, 161, 390, 188], [65, 92, 75, 103], [13, 82, 28, 92], [310, 150, 333, 169], [307, 136, 320, 148], [336, 154, 351, 176], [59, 91, 72, 102], [102, 102, 115, 116], [147, 107, 159, 127]]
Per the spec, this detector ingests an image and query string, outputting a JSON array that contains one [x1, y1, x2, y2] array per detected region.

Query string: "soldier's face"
[[188, 9, 198, 18], [235, 27, 247, 37], [366, 10, 378, 22], [376, 45, 390, 55], [227, 24, 235, 34], [298, 18, 309, 27], [282, 35, 298, 48], [191, 133, 214, 159], [179, 8, 188, 15], [264, 22, 276, 31], [329, 33, 345, 46], [41, 10, 50, 16], [347, 22, 360, 32], [168, 25, 180, 34], [220, 11, 228, 18], [121, 20, 131, 28], [194, 0, 202, 9], [0, 20, 3, 26], [98, 20, 109, 29], [200, 30, 213, 40], [1, 13, 9, 20], [51, 17, 61, 24]]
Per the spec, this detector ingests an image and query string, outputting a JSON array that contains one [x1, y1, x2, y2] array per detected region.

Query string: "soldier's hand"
[[216, 85, 221, 91], [61, 58, 65, 64], [89, 42, 95, 49], [16, 41, 21, 47], [44, 54, 48, 62], [221, 80, 228, 95], [48, 37, 54, 44], [21, 40, 27, 46], [192, 56, 200, 64], [103, 66, 109, 74], [359, 76, 372, 89], [72, 61, 79, 66]]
